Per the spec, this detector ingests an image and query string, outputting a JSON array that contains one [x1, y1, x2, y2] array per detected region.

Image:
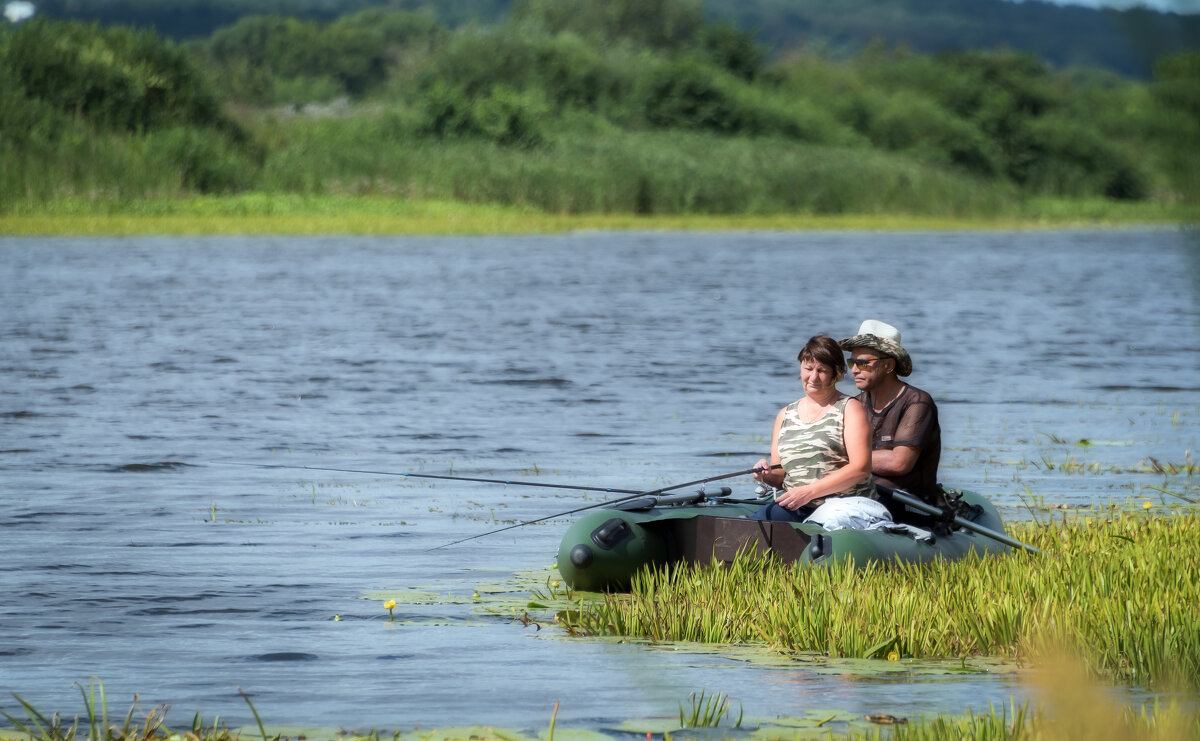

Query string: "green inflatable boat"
[[556, 485, 1017, 591]]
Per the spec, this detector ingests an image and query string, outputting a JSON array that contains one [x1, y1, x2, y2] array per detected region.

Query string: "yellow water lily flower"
[[383, 599, 397, 610], [887, 649, 900, 662], [1143, 501, 1153, 510]]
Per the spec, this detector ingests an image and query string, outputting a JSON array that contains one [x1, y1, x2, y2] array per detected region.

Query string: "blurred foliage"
[[2, 18, 236, 133], [0, 17, 258, 195], [418, 81, 547, 147], [29, 0, 1200, 79], [194, 8, 444, 102], [510, 0, 704, 52], [33, 0, 510, 38], [712, 0, 1200, 79], [1, 1, 1198, 213]]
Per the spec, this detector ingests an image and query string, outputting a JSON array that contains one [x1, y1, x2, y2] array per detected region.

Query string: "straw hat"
[[839, 319, 912, 377]]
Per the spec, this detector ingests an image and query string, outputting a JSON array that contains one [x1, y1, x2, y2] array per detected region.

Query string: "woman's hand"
[[752, 458, 771, 481], [776, 486, 816, 511], [753, 458, 784, 488]]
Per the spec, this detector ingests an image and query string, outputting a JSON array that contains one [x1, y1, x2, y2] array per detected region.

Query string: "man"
[[840, 319, 941, 505]]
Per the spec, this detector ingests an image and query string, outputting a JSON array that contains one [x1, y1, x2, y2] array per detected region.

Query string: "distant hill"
[[23, 0, 1200, 77], [708, 0, 1200, 77], [26, 0, 509, 38]]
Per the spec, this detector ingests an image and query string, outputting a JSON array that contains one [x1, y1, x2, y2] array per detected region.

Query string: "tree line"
[[29, 0, 1200, 78], [1, 1, 1197, 211]]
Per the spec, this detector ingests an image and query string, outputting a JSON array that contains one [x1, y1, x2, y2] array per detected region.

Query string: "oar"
[[427, 464, 780, 551], [887, 488, 1041, 555], [214, 461, 646, 495]]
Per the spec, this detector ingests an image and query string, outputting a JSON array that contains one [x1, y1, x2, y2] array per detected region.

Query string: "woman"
[[751, 334, 875, 521]]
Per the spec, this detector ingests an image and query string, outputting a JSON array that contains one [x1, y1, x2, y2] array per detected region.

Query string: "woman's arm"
[[775, 398, 872, 509], [752, 406, 787, 489]]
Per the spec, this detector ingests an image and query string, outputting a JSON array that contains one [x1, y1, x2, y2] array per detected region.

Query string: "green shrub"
[[1022, 116, 1146, 199], [418, 81, 547, 147], [200, 12, 398, 102], [510, 0, 703, 52], [636, 57, 856, 144], [869, 92, 1001, 177], [638, 58, 743, 132], [1, 18, 235, 135], [423, 28, 635, 113], [1152, 52, 1200, 119], [0, 68, 76, 150], [697, 23, 765, 81]]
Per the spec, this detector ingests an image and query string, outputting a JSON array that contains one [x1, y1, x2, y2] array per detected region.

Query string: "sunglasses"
[[847, 357, 886, 369]]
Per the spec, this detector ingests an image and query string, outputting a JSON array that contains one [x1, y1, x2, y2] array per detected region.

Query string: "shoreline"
[[1, 195, 1193, 236]]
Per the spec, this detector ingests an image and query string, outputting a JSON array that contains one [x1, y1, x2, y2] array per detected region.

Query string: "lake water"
[[1, 229, 1197, 733]]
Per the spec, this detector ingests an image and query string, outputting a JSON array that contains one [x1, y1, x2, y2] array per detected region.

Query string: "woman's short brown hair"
[[797, 335, 846, 380]]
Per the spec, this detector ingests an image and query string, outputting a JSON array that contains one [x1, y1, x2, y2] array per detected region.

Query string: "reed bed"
[[559, 513, 1200, 691], [251, 127, 1015, 217]]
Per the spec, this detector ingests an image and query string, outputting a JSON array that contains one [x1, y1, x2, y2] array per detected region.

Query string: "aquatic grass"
[[559, 514, 1200, 691], [1144, 456, 1199, 476], [3, 678, 1196, 741], [2, 679, 240, 741], [678, 690, 742, 729], [235, 691, 277, 741]]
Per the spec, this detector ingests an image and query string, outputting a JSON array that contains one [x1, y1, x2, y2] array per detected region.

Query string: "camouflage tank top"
[[777, 396, 875, 498]]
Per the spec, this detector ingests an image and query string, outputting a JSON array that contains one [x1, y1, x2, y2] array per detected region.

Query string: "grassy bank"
[[4, 15, 1199, 237], [559, 513, 1200, 692], [0, 194, 1191, 237]]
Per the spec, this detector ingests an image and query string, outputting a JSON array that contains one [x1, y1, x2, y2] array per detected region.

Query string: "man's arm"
[[871, 446, 920, 477]]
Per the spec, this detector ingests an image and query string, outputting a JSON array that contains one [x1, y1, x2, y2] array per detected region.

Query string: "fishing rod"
[[888, 488, 1042, 556], [215, 461, 647, 495], [427, 464, 781, 551], [1147, 485, 1197, 505]]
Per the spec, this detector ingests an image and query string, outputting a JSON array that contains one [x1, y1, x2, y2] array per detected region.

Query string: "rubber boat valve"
[[809, 533, 827, 561], [590, 517, 633, 550]]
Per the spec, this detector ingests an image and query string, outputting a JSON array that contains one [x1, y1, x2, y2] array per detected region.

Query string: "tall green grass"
[[559, 513, 1200, 691], [4, 105, 1192, 226], [250, 119, 1017, 216]]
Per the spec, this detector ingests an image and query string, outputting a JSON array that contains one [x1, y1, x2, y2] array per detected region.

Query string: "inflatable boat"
[[556, 485, 1014, 591]]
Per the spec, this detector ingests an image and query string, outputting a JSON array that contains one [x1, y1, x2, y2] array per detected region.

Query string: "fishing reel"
[[754, 482, 781, 501]]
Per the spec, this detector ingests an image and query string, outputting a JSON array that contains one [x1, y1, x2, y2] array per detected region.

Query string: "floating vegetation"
[[3, 682, 1197, 741], [558, 514, 1200, 692]]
